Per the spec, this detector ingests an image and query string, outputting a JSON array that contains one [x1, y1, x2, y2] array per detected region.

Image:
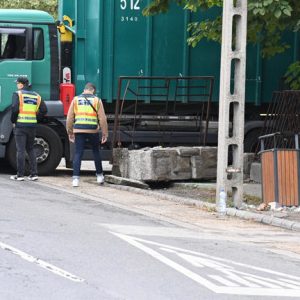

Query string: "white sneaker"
[[72, 178, 79, 187], [10, 175, 24, 181], [28, 175, 38, 181], [96, 174, 104, 184]]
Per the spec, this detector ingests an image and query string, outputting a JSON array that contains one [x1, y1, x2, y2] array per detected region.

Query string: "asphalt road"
[[1, 164, 300, 299]]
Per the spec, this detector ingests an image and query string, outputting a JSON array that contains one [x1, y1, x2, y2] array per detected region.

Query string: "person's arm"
[[38, 99, 47, 116], [66, 100, 75, 142], [11, 92, 19, 124], [97, 98, 108, 144], [37, 98, 47, 120]]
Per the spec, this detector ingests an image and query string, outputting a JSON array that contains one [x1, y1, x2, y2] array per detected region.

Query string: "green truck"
[[0, 0, 299, 174]]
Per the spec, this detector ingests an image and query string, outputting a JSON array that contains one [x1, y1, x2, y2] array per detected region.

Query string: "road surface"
[[1, 167, 300, 299]]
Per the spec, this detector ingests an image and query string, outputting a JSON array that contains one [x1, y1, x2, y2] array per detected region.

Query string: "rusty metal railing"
[[259, 90, 300, 152], [111, 76, 214, 149]]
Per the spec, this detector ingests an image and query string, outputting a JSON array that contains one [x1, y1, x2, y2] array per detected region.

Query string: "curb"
[[106, 183, 300, 233], [226, 208, 300, 232]]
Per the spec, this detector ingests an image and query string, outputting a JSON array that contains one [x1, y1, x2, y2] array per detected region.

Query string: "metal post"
[[216, 0, 248, 208]]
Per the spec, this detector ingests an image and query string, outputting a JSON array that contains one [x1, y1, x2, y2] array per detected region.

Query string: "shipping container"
[[59, 0, 300, 106]]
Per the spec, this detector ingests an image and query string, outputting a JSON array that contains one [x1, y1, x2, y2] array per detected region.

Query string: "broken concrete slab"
[[105, 175, 149, 189]]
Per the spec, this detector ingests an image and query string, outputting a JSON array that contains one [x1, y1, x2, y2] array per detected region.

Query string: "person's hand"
[[12, 123, 15, 128], [69, 133, 75, 143], [101, 135, 107, 144]]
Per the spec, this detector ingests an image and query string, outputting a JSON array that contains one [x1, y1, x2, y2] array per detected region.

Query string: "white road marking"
[[111, 232, 300, 297], [0, 241, 85, 282], [111, 232, 218, 291], [244, 275, 300, 289], [223, 273, 260, 288], [208, 275, 240, 287], [244, 276, 279, 288], [280, 278, 300, 287]]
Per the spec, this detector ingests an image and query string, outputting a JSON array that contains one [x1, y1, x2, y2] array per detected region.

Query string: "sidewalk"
[[56, 160, 300, 232], [170, 182, 300, 221], [104, 181, 300, 232]]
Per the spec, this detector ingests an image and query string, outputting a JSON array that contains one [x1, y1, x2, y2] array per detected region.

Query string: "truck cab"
[[0, 9, 66, 174]]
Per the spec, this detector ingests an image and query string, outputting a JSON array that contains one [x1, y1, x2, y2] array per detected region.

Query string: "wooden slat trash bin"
[[259, 133, 300, 207]]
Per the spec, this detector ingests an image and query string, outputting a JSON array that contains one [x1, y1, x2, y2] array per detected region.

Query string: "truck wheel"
[[244, 129, 263, 153], [7, 125, 63, 175]]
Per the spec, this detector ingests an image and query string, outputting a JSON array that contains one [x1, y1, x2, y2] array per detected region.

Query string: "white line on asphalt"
[[112, 232, 300, 297], [129, 234, 300, 281], [111, 232, 219, 291], [243, 276, 279, 288], [280, 278, 300, 287], [225, 274, 260, 288], [208, 275, 240, 287], [0, 241, 85, 282], [244, 274, 300, 290]]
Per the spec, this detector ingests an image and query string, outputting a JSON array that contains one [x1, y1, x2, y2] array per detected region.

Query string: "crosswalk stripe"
[[244, 276, 279, 288], [280, 278, 300, 287], [209, 275, 240, 287], [224, 274, 260, 288]]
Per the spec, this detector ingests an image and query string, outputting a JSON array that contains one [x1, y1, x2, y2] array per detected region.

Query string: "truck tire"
[[7, 125, 63, 175], [244, 129, 263, 153]]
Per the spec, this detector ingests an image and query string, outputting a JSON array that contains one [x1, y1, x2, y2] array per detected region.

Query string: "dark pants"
[[73, 133, 103, 177], [14, 127, 37, 177]]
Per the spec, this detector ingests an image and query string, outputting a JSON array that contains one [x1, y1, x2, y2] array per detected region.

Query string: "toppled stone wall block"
[[113, 146, 253, 182], [113, 146, 217, 182]]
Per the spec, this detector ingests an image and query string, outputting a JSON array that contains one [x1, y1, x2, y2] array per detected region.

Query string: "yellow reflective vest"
[[73, 95, 99, 130], [17, 90, 41, 125]]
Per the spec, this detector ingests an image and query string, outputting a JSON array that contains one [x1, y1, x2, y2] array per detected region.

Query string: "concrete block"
[[152, 147, 177, 158], [245, 212, 264, 222], [270, 218, 284, 228], [113, 146, 218, 182], [250, 162, 261, 183], [171, 156, 191, 180], [128, 149, 155, 181], [191, 147, 217, 180], [280, 220, 294, 230], [176, 147, 200, 157], [153, 156, 173, 180], [112, 148, 129, 178], [291, 223, 300, 232], [105, 175, 149, 189], [243, 153, 255, 177]]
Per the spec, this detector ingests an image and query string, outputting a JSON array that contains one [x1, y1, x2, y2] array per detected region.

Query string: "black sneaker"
[[28, 175, 38, 181], [10, 175, 24, 181]]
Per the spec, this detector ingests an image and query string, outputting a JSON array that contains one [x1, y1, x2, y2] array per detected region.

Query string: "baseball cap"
[[15, 76, 29, 85]]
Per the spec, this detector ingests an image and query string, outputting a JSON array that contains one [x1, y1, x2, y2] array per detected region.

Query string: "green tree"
[[144, 0, 300, 89], [0, 0, 58, 18]]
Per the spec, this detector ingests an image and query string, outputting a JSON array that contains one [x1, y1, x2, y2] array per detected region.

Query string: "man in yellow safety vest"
[[66, 82, 108, 187], [10, 76, 47, 181]]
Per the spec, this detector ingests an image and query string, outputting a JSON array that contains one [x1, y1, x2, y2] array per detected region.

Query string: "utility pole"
[[216, 0, 248, 208]]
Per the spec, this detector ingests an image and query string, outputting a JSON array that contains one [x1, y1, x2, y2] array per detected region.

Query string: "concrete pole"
[[216, 0, 248, 208]]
